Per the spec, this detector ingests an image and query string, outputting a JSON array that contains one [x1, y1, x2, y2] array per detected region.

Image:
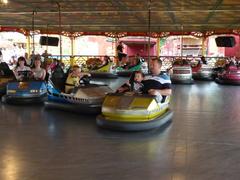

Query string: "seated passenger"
[[14, 56, 31, 81], [65, 65, 90, 93], [102, 56, 110, 66], [127, 58, 138, 69], [225, 60, 237, 71], [49, 58, 59, 73], [201, 56, 207, 65], [0, 56, 12, 76], [182, 59, 189, 65], [116, 71, 144, 93], [142, 58, 172, 102], [119, 54, 129, 68], [31, 57, 46, 81]]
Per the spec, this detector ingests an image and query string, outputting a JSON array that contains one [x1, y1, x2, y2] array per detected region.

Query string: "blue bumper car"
[[2, 71, 47, 104], [45, 76, 113, 114]]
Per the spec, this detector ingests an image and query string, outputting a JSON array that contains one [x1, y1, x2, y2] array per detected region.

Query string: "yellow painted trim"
[[103, 108, 168, 122], [26, 35, 31, 56], [157, 38, 160, 56]]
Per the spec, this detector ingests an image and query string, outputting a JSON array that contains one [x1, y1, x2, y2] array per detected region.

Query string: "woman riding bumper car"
[[2, 57, 47, 104], [2, 71, 47, 104]]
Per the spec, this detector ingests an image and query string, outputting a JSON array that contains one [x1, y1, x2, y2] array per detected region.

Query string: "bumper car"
[[0, 62, 15, 96], [85, 58, 117, 79], [116, 61, 148, 77], [192, 63, 214, 80], [45, 75, 113, 114], [0, 75, 15, 96], [97, 93, 173, 131], [170, 60, 194, 84], [215, 65, 240, 85], [2, 71, 47, 104], [212, 59, 227, 79], [97, 79, 173, 131]]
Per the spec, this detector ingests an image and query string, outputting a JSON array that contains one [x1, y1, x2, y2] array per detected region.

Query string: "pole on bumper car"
[[147, 0, 152, 73], [31, 10, 36, 54]]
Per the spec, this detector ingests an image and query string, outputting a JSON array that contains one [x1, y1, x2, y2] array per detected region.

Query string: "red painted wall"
[[224, 35, 240, 57], [124, 44, 156, 56]]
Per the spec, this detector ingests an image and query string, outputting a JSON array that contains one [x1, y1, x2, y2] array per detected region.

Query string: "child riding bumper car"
[[45, 75, 113, 114]]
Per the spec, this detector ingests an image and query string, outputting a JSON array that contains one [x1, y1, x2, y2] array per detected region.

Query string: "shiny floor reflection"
[[0, 80, 240, 180]]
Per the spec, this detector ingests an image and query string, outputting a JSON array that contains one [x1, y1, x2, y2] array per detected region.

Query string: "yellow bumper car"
[[96, 93, 173, 131]]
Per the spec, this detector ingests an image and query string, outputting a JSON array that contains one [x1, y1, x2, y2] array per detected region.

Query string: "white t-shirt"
[[14, 66, 31, 80]]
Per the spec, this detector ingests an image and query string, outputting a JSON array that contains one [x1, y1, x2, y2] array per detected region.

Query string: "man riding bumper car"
[[97, 58, 173, 131]]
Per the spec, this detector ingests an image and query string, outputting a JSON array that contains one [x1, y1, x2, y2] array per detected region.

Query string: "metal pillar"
[[71, 36, 75, 56], [157, 37, 160, 57], [32, 10, 36, 53], [201, 37, 206, 56], [56, 2, 62, 61], [46, 24, 49, 51], [147, 0, 151, 72], [181, 25, 183, 57]]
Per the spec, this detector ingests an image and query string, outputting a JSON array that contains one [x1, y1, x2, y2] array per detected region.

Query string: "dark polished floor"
[[1, 79, 240, 180]]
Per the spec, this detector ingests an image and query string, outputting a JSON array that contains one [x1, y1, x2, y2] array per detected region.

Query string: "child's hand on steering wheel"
[[148, 89, 160, 96]]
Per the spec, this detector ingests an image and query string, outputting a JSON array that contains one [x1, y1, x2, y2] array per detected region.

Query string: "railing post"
[[202, 36, 206, 56], [26, 35, 31, 56], [157, 37, 160, 57]]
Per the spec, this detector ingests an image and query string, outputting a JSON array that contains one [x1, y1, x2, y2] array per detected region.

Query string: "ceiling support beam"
[[1, 9, 240, 14], [163, 0, 179, 31], [204, 0, 223, 23], [111, 0, 146, 24], [2, 23, 240, 27]]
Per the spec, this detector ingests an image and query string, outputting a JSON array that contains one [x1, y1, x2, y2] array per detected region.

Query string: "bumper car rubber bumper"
[[44, 101, 102, 114], [117, 71, 133, 77], [90, 72, 118, 79], [96, 109, 173, 131], [192, 74, 213, 81], [171, 78, 194, 84], [215, 78, 240, 85], [0, 88, 6, 97], [2, 94, 47, 104]]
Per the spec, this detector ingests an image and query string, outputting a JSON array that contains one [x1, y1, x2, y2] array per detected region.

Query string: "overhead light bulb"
[[1, 0, 8, 4]]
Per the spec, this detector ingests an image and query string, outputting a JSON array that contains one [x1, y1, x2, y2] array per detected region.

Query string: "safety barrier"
[[49, 55, 231, 70]]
